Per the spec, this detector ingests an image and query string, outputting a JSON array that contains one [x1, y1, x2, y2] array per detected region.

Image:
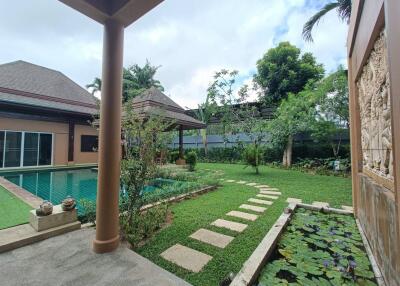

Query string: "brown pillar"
[[176, 126, 186, 165], [68, 122, 74, 163], [179, 126, 184, 159], [93, 19, 124, 253]]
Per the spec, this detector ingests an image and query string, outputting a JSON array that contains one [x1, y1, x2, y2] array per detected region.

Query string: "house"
[[0, 61, 98, 169]]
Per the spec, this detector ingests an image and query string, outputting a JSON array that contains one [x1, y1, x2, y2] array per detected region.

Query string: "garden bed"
[[231, 204, 382, 286]]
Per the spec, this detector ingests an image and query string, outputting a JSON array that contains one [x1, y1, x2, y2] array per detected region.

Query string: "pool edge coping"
[[230, 203, 385, 286], [0, 177, 43, 209]]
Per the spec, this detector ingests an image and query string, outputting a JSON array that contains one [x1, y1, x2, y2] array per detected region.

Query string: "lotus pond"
[[256, 208, 377, 286]]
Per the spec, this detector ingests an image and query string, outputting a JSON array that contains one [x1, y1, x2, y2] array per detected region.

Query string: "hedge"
[[168, 143, 350, 164]]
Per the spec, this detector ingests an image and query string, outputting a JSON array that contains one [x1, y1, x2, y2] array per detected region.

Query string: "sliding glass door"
[[23, 133, 39, 166], [4, 132, 22, 167], [0, 130, 53, 168]]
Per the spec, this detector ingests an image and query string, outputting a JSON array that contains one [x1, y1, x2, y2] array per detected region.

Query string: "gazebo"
[[131, 87, 206, 164]]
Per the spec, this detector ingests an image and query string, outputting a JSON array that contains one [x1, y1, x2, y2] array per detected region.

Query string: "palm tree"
[[123, 60, 164, 102], [302, 0, 352, 42], [86, 77, 102, 95]]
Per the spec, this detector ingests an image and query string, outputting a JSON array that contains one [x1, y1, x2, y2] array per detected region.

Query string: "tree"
[[86, 77, 101, 95], [236, 85, 266, 174], [86, 60, 164, 102], [123, 60, 164, 102], [267, 85, 318, 167], [311, 67, 349, 158], [302, 0, 352, 42], [207, 69, 240, 144], [119, 107, 173, 245], [315, 66, 349, 127], [192, 93, 217, 156], [254, 42, 324, 105]]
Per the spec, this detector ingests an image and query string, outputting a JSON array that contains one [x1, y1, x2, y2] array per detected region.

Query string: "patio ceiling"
[[59, 0, 163, 26]]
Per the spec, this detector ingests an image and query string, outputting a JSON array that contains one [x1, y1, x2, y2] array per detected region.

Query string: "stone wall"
[[357, 32, 394, 185]]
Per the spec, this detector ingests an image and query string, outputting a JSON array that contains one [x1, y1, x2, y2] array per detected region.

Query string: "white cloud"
[[0, 0, 347, 108]]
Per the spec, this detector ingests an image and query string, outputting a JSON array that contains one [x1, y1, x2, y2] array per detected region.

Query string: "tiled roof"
[[132, 87, 183, 112], [131, 87, 206, 130], [0, 61, 98, 115]]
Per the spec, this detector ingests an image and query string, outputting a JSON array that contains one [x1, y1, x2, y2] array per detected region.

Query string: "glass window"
[[39, 134, 52, 166], [0, 131, 4, 168], [81, 135, 98, 152], [4, 131, 22, 167], [23, 133, 39, 166]]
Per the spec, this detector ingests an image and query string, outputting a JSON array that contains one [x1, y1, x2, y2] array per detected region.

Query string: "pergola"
[[59, 0, 164, 253], [131, 87, 206, 164]]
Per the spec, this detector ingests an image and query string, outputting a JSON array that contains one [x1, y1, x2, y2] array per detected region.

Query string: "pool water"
[[2, 167, 178, 214]]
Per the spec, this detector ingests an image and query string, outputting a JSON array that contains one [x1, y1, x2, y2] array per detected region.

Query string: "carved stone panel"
[[357, 31, 394, 183]]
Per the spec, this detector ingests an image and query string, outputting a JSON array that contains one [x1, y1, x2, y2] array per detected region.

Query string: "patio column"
[[93, 19, 124, 253]]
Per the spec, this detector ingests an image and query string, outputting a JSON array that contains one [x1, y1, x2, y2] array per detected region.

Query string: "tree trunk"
[[201, 129, 208, 157], [282, 135, 293, 167]]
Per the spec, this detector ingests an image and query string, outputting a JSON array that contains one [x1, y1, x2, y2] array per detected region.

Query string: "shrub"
[[168, 150, 180, 163], [243, 144, 263, 174], [79, 199, 97, 225], [186, 151, 197, 171], [120, 204, 168, 248]]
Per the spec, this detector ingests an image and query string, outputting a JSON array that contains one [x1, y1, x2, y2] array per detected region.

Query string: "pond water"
[[255, 208, 378, 286]]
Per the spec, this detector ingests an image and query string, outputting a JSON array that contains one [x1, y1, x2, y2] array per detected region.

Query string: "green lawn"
[[137, 163, 352, 286], [0, 185, 32, 230]]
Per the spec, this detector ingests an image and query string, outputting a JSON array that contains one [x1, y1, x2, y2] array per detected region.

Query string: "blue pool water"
[[2, 167, 177, 213]]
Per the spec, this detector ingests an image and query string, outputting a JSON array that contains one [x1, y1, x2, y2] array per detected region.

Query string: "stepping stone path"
[[227, 210, 258, 221], [160, 180, 283, 273], [342, 205, 354, 212], [190, 229, 234, 249], [260, 190, 281, 195], [256, 194, 278, 200], [239, 204, 266, 213], [312, 201, 330, 208], [248, 198, 273, 205], [259, 187, 279, 191], [255, 185, 270, 188], [246, 183, 257, 186], [161, 244, 212, 273], [286, 197, 302, 204], [211, 219, 248, 232]]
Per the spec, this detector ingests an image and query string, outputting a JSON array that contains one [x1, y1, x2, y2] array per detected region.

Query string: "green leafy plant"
[[257, 208, 378, 286], [243, 144, 263, 174], [79, 199, 97, 225], [186, 151, 197, 171], [168, 150, 180, 163], [120, 204, 168, 248]]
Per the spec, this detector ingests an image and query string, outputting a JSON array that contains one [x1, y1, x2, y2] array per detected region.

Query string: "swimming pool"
[[1, 167, 183, 213]]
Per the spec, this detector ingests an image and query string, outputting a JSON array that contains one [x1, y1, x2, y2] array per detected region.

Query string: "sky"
[[0, 0, 348, 108]]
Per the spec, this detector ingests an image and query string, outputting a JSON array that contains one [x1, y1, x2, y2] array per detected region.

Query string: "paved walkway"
[[0, 228, 190, 286]]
